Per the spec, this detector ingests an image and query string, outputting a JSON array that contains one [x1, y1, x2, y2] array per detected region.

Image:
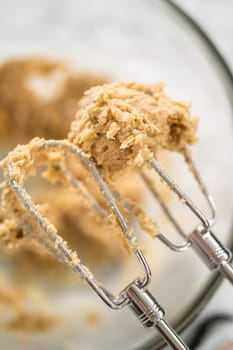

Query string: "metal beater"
[[0, 138, 189, 350], [142, 147, 233, 284], [1, 136, 233, 349]]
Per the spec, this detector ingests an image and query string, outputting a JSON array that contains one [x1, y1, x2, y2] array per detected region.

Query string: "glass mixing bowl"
[[0, 0, 233, 349]]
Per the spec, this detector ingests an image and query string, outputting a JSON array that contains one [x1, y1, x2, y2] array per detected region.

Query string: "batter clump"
[[0, 138, 144, 269], [69, 82, 198, 178]]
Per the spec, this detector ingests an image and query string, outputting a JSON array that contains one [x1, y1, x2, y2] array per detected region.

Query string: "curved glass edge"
[[138, 1, 233, 349]]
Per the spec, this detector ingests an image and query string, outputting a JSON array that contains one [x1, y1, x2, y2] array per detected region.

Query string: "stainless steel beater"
[[141, 147, 233, 285], [0, 138, 189, 350], [1, 137, 233, 349]]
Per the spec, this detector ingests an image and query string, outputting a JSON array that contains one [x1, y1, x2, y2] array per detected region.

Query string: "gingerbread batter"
[[0, 137, 144, 268], [69, 82, 198, 179]]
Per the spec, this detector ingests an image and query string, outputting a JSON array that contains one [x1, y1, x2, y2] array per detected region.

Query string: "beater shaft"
[[156, 320, 189, 350], [126, 283, 190, 350], [220, 263, 233, 286]]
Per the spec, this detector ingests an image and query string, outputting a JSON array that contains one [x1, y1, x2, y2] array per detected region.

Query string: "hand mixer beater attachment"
[[68, 81, 233, 286], [1, 81, 233, 350], [0, 138, 189, 350], [142, 147, 233, 285]]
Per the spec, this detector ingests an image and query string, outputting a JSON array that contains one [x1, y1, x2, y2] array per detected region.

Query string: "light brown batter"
[[0, 137, 144, 270], [5, 312, 60, 333], [0, 62, 144, 335], [69, 82, 198, 179], [0, 58, 144, 270], [0, 70, 198, 337], [0, 276, 60, 333], [0, 57, 108, 142]]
